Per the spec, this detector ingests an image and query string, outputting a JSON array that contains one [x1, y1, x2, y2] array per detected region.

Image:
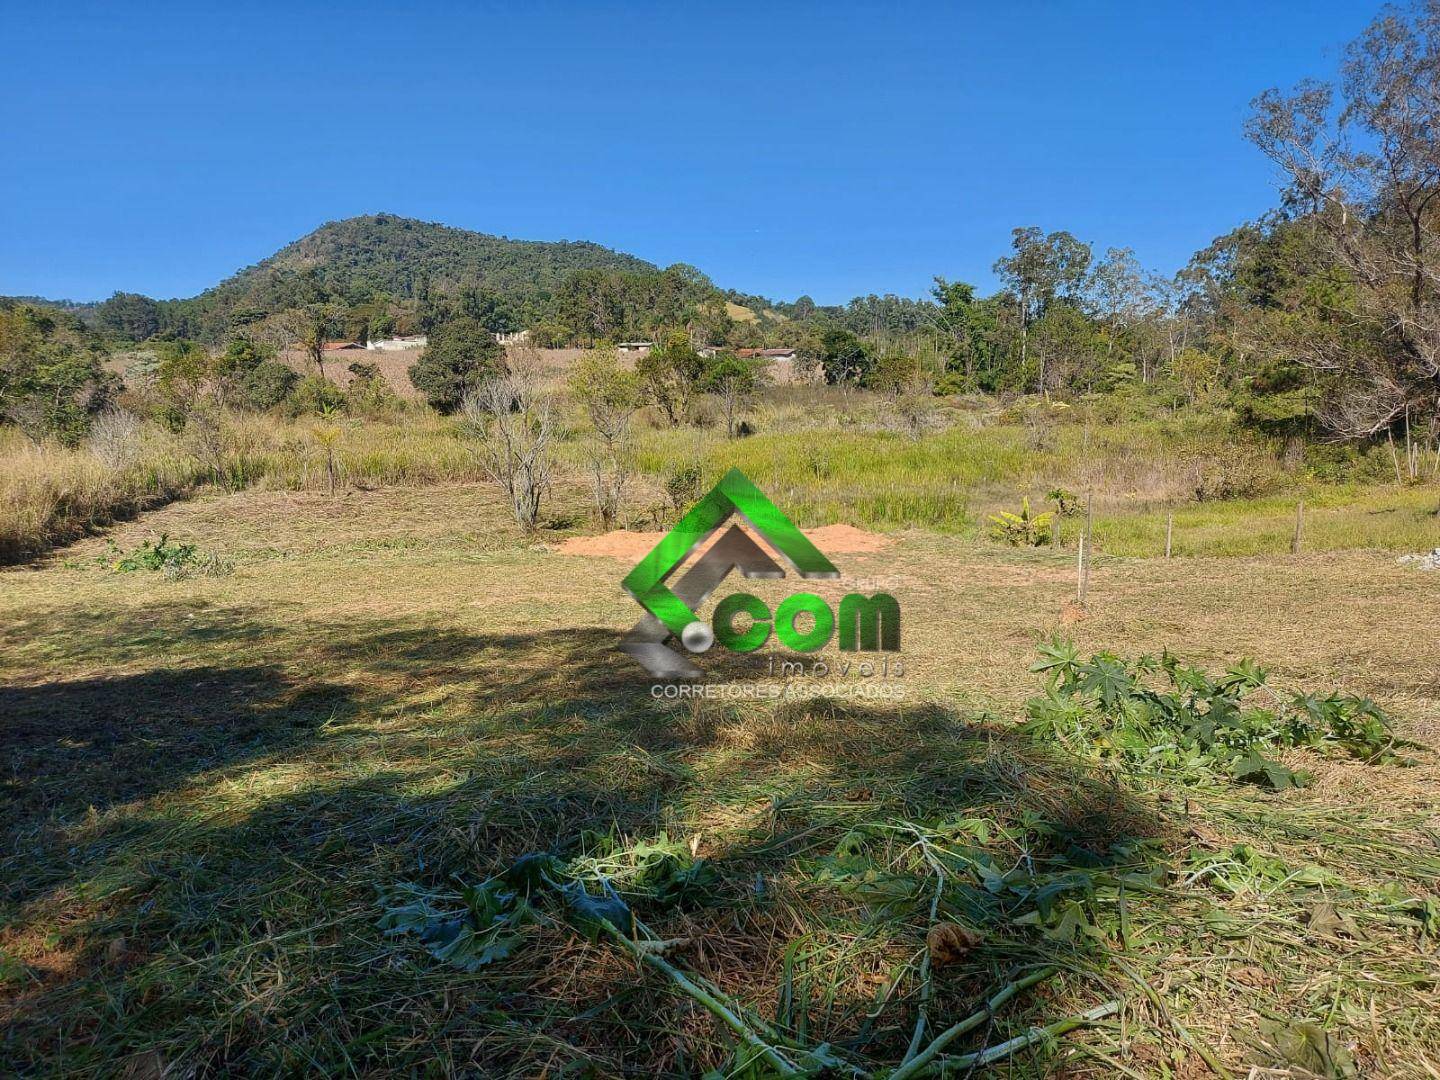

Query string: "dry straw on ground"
[[2, 483, 1436, 1075]]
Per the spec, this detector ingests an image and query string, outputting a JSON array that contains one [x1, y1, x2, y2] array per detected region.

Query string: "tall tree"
[[992, 228, 1092, 391], [1246, 0, 1440, 436]]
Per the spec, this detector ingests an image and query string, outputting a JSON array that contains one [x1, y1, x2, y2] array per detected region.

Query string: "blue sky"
[[1, 1, 1375, 305]]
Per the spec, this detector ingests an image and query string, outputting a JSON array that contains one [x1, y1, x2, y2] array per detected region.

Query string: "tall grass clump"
[[222, 411, 484, 492], [0, 423, 203, 561], [0, 409, 492, 562], [628, 400, 1287, 533]]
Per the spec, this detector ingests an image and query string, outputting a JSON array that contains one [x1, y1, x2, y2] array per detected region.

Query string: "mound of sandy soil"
[[555, 522, 891, 561]]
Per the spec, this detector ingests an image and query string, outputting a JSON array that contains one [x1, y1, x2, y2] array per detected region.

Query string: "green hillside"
[[257, 213, 654, 297], [89, 214, 660, 341]]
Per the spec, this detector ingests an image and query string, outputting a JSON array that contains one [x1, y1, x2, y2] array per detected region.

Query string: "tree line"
[[7, 1, 1440, 452]]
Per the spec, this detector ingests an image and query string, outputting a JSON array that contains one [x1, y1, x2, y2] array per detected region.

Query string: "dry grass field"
[[288, 346, 595, 397], [2, 482, 1437, 1076]]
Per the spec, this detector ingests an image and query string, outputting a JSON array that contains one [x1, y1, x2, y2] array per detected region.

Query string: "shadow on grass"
[[1, 604, 1167, 1075], [1, 665, 358, 828]]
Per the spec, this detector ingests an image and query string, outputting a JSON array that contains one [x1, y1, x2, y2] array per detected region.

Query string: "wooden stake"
[[1078, 491, 1094, 606], [1291, 499, 1304, 555], [1405, 406, 1415, 481], [1165, 513, 1174, 559]]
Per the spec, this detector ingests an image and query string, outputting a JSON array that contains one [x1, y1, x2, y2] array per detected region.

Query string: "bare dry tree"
[[462, 351, 554, 529]]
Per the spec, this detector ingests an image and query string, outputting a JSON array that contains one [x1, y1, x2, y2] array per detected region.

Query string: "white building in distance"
[[367, 335, 428, 352]]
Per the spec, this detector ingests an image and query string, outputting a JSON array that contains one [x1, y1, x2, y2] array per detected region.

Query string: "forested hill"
[[53, 214, 661, 342], [255, 214, 655, 298]]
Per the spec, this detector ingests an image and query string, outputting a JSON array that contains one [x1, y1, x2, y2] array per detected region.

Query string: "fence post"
[[1291, 499, 1304, 555], [1077, 491, 1094, 606], [1165, 513, 1174, 559]]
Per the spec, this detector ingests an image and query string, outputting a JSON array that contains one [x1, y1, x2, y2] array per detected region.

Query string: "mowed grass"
[[2, 484, 1438, 1076]]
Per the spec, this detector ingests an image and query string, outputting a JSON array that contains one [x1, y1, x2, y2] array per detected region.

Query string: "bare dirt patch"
[[554, 521, 892, 561]]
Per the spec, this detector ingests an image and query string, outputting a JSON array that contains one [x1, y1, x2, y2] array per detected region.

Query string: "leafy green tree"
[[1245, 0, 1440, 438], [817, 326, 872, 384], [866, 352, 922, 399], [94, 292, 162, 341], [153, 340, 212, 429], [693, 303, 735, 347], [993, 227, 1093, 390], [408, 317, 505, 412], [551, 270, 627, 342], [0, 303, 115, 445], [1173, 348, 1222, 405], [702, 351, 764, 437], [457, 287, 519, 333], [1030, 303, 1105, 394], [418, 286, 520, 335], [213, 335, 272, 405], [291, 375, 347, 415], [635, 331, 705, 424]]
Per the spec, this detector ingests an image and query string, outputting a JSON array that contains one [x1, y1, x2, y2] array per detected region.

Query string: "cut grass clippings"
[[2, 483, 1438, 1075]]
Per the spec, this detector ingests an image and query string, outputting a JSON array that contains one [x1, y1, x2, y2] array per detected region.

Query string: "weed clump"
[[109, 533, 233, 579], [1024, 640, 1406, 789]]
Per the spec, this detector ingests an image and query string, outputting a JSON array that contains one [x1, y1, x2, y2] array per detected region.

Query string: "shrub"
[[665, 464, 703, 511], [290, 375, 347, 416], [934, 370, 971, 396], [636, 332, 705, 425], [213, 335, 272, 404], [85, 409, 144, 469], [346, 361, 402, 417], [988, 496, 1053, 546], [109, 533, 232, 578], [1188, 443, 1282, 501], [866, 352, 921, 398], [1024, 641, 1405, 788], [240, 360, 298, 411], [112, 533, 199, 572], [1046, 487, 1080, 518]]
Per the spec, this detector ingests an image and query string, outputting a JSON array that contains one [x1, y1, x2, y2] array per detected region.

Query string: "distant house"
[[617, 340, 654, 354], [367, 335, 428, 352], [322, 341, 364, 352], [496, 329, 531, 345], [736, 347, 798, 361]]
